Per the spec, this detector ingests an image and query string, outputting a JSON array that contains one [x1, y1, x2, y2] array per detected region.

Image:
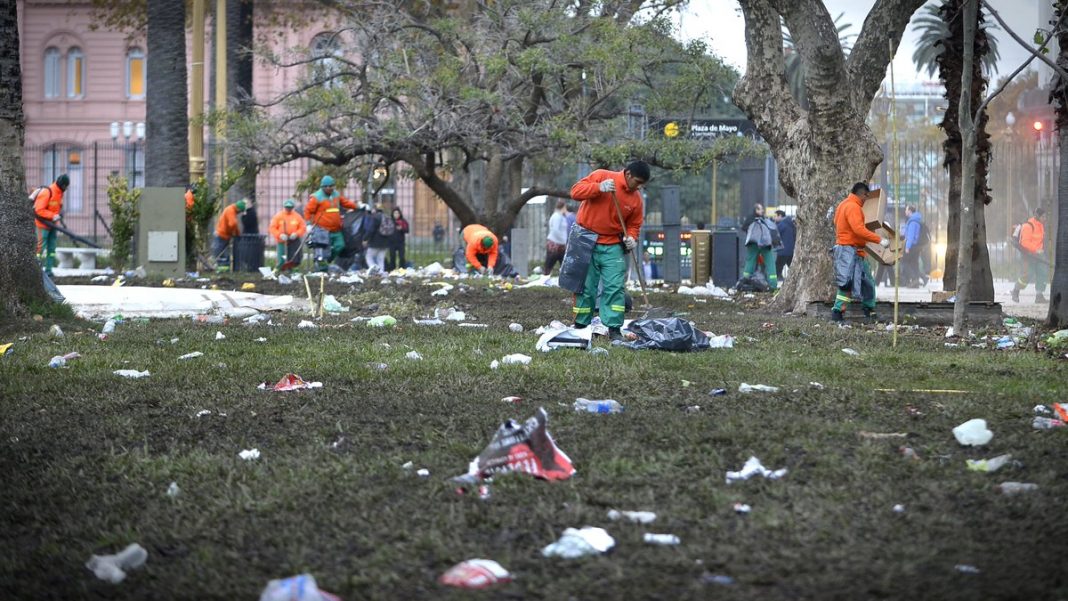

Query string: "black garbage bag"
[[452, 244, 519, 278], [623, 317, 710, 351], [735, 271, 770, 292], [558, 225, 598, 294]]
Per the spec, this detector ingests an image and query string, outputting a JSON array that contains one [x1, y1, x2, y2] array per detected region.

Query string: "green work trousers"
[[573, 243, 626, 328], [316, 231, 346, 270], [1016, 253, 1048, 294], [743, 244, 778, 290], [37, 227, 57, 274], [832, 259, 877, 313]]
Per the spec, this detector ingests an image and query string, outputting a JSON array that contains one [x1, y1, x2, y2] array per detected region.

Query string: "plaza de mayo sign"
[[659, 118, 762, 142]]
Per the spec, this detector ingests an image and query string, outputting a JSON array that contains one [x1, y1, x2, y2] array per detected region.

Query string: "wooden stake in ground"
[[318, 274, 325, 319]]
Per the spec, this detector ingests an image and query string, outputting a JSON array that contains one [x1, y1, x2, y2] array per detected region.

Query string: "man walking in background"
[[741, 203, 780, 291], [544, 199, 570, 275], [772, 209, 795, 280], [1011, 207, 1049, 303]]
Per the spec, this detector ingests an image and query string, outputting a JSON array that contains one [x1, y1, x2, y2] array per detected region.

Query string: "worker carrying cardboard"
[[461, 224, 499, 274], [213, 199, 247, 272], [831, 182, 887, 323], [304, 175, 357, 270], [565, 160, 649, 341], [270, 198, 307, 269], [32, 173, 70, 276]]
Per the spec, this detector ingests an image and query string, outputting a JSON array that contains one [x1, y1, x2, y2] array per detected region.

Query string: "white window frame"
[[44, 47, 61, 99], [126, 47, 146, 100], [310, 33, 343, 89], [67, 47, 85, 99]]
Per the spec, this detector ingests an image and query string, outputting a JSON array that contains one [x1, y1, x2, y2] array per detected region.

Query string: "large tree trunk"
[[939, 0, 994, 301], [227, 0, 258, 232], [953, 0, 978, 333], [0, 0, 49, 316], [734, 0, 926, 313], [1050, 0, 1068, 327], [145, 0, 190, 187]]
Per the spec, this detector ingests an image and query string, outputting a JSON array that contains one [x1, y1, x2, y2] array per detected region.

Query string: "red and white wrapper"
[[455, 407, 574, 484], [439, 559, 511, 589], [258, 373, 323, 392]]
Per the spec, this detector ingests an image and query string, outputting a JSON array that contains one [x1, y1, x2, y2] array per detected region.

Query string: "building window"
[[310, 33, 342, 88], [40, 145, 83, 213], [44, 47, 60, 98], [127, 47, 145, 99], [67, 47, 85, 98]]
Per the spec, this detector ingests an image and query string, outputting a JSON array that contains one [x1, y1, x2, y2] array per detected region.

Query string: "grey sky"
[[677, 0, 1045, 87]]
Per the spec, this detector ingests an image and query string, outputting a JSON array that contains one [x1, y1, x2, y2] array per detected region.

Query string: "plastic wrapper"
[[179, 352, 204, 360], [259, 574, 341, 601], [114, 369, 150, 378], [622, 318, 710, 351], [966, 454, 1012, 473], [952, 418, 993, 446], [501, 354, 532, 365], [542, 526, 614, 558], [643, 533, 680, 546], [259, 373, 323, 391], [726, 456, 787, 484], [738, 383, 778, 393], [85, 544, 147, 584], [438, 559, 512, 589], [454, 407, 574, 484], [367, 315, 397, 327], [606, 509, 656, 524], [239, 448, 261, 460]]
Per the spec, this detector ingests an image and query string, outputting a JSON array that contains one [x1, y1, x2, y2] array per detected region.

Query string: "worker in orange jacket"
[[270, 198, 307, 269], [568, 160, 649, 341], [33, 174, 70, 276], [831, 182, 886, 323], [304, 175, 357, 270], [1011, 207, 1048, 303], [212, 199, 247, 272], [461, 224, 499, 274]]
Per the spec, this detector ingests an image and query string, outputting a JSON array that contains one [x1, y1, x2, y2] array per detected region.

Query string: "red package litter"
[[439, 559, 511, 589], [1054, 403, 1068, 422], [454, 407, 574, 484], [258, 373, 323, 392]]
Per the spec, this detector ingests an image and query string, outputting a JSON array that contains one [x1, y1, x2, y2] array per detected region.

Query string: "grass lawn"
[[2, 276, 1066, 600]]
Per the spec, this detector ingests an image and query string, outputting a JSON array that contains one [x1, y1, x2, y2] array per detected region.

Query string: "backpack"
[[1010, 223, 1025, 251], [29, 187, 46, 203], [916, 221, 931, 248], [377, 214, 396, 237]]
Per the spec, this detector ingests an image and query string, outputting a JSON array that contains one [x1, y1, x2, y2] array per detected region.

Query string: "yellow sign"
[[663, 122, 680, 138]]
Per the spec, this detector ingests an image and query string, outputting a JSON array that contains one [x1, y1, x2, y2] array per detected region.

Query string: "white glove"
[[280, 234, 289, 242], [599, 179, 616, 193], [53, 215, 61, 221], [622, 236, 637, 251], [479, 267, 489, 276], [880, 238, 890, 248]]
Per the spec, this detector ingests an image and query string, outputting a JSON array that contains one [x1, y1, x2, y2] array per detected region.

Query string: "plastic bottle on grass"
[[573, 398, 624, 414], [1032, 416, 1066, 430]]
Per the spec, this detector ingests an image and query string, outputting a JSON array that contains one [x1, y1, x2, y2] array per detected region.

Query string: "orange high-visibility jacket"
[[1019, 217, 1045, 254], [462, 224, 498, 270], [270, 209, 307, 244], [304, 189, 356, 232], [33, 183, 64, 229], [184, 190, 194, 211], [570, 169, 643, 245], [215, 203, 242, 240], [834, 193, 881, 257]]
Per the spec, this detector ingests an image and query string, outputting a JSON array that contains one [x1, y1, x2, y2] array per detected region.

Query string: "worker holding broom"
[[270, 198, 307, 270], [566, 161, 649, 342], [32, 174, 70, 276]]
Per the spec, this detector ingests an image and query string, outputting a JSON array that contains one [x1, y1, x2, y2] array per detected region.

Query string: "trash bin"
[[711, 229, 743, 288], [232, 234, 265, 272]]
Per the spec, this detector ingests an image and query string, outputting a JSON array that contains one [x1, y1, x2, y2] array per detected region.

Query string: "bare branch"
[[733, 0, 800, 148], [847, 0, 929, 113]]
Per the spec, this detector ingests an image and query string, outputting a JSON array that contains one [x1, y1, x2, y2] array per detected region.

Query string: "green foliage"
[[106, 174, 141, 272], [189, 169, 242, 256], [911, 4, 1001, 79]]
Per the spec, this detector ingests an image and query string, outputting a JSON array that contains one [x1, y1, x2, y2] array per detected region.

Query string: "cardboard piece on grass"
[[438, 559, 512, 589], [259, 373, 323, 391], [535, 326, 592, 352], [454, 407, 575, 484]]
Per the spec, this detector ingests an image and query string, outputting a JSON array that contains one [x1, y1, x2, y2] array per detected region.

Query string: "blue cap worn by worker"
[[320, 175, 335, 188], [283, 198, 296, 209]]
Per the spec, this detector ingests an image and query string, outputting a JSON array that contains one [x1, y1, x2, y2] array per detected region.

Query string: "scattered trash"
[[338, 273, 363, 285], [738, 383, 778, 393], [277, 274, 293, 285], [573, 398, 624, 414], [966, 454, 1012, 473], [453, 407, 574, 483], [842, 348, 860, 356], [422, 262, 444, 276], [258, 267, 276, 280], [416, 468, 430, 478], [676, 284, 730, 298], [438, 559, 512, 590], [606, 509, 656, 524], [1054, 403, 1068, 422], [244, 313, 269, 325], [709, 388, 728, 396], [457, 323, 488, 328], [297, 320, 318, 329], [508, 322, 524, 333], [322, 295, 349, 313], [192, 314, 226, 325], [405, 351, 423, 361], [1032, 416, 1066, 429], [644, 533, 681, 546], [623, 318, 711, 351], [255, 337, 267, 343], [707, 334, 735, 349], [997, 482, 1038, 495], [726, 456, 787, 484], [952, 419, 993, 446], [701, 573, 736, 586], [241, 282, 256, 291], [49, 324, 64, 338], [500, 353, 532, 366], [113, 369, 150, 378], [194, 410, 212, 418], [899, 446, 921, 461], [858, 431, 909, 440], [85, 543, 148, 584], [893, 504, 906, 513], [733, 503, 752, 514], [258, 373, 323, 391], [501, 396, 522, 404], [445, 310, 467, 321], [166, 482, 180, 498], [414, 318, 445, 326], [945, 327, 956, 338], [367, 315, 397, 327], [490, 359, 500, 370], [1046, 329, 1068, 349], [178, 352, 203, 360], [536, 325, 592, 352], [0, 342, 12, 356], [214, 331, 226, 340], [995, 336, 1015, 350], [48, 352, 81, 368], [589, 346, 609, 356], [809, 382, 825, 390], [542, 527, 615, 558], [955, 564, 980, 574], [239, 448, 261, 461], [259, 574, 341, 601]]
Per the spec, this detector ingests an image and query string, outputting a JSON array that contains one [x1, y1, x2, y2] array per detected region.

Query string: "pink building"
[[16, 1, 453, 243]]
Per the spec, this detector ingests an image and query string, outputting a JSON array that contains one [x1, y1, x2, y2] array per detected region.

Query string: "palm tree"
[[912, 4, 1001, 78], [782, 13, 855, 109], [145, 0, 189, 188]]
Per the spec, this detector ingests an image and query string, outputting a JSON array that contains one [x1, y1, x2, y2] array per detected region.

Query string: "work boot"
[[863, 307, 879, 322], [1036, 293, 1048, 303], [608, 327, 624, 342], [830, 309, 844, 323], [1010, 287, 1020, 303], [572, 323, 588, 329]]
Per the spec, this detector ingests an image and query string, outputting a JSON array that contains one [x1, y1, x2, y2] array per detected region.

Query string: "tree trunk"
[[0, 0, 49, 316], [953, 0, 978, 334], [227, 0, 258, 232], [1050, 0, 1068, 326], [145, 0, 190, 188]]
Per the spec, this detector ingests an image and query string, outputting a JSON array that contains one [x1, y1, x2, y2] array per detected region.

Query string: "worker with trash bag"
[[304, 175, 357, 271]]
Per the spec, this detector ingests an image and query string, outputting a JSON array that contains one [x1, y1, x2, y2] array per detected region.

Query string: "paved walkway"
[[875, 279, 1048, 320]]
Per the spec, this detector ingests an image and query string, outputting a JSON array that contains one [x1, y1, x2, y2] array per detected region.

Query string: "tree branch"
[[846, 0, 928, 114], [733, 0, 800, 148], [981, 0, 1068, 83]]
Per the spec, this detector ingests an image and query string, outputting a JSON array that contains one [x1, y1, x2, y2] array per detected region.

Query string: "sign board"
[[654, 118, 761, 142]]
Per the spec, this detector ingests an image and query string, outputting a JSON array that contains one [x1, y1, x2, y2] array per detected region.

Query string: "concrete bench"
[[55, 247, 109, 270]]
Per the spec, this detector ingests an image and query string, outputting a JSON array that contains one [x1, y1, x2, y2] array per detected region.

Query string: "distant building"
[[870, 82, 949, 127]]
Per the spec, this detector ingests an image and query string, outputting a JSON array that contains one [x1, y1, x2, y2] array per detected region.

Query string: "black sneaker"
[[863, 308, 878, 322], [830, 309, 844, 323], [573, 323, 588, 330], [608, 327, 623, 342]]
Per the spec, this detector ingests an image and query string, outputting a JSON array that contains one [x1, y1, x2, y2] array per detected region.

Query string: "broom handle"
[[610, 189, 651, 307]]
